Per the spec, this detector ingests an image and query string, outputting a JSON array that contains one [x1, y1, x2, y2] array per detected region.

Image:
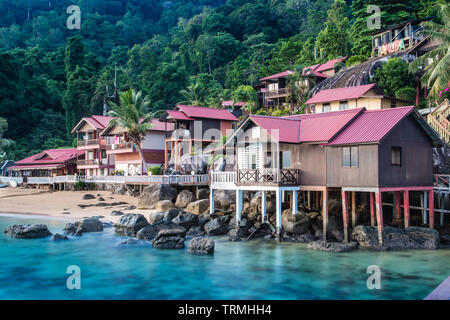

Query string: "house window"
[[280, 151, 291, 169], [391, 147, 401, 166], [268, 83, 278, 92], [343, 146, 358, 167], [339, 101, 348, 110], [323, 103, 331, 112], [101, 149, 107, 159]]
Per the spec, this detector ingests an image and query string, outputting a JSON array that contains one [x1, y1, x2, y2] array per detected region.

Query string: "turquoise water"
[[0, 213, 449, 300]]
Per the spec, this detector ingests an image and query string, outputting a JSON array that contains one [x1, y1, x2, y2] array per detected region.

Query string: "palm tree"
[[107, 89, 157, 175], [179, 82, 204, 105], [409, 0, 450, 98]]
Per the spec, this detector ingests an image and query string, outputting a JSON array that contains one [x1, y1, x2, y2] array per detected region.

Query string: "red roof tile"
[[302, 64, 321, 75], [306, 84, 377, 105], [222, 101, 246, 107], [304, 69, 329, 78], [327, 107, 415, 145], [315, 57, 347, 72], [176, 105, 238, 121], [71, 115, 115, 133], [166, 110, 194, 121], [249, 116, 301, 143], [11, 148, 82, 169], [283, 109, 363, 142], [148, 118, 174, 131], [91, 115, 115, 128], [260, 70, 295, 81]]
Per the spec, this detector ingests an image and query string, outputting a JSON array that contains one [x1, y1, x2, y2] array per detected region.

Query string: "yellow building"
[[306, 84, 409, 113]]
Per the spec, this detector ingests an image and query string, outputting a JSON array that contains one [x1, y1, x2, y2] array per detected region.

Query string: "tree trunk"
[[136, 145, 148, 175]]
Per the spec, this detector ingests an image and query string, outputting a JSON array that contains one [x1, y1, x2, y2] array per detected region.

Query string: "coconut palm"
[[107, 89, 158, 175], [409, 0, 450, 98], [178, 82, 204, 105]]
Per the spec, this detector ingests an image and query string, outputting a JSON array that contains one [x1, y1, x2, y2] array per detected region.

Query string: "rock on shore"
[[114, 214, 150, 236], [152, 228, 186, 249], [4, 224, 52, 239], [64, 217, 104, 236], [137, 184, 177, 209], [188, 237, 214, 255], [308, 240, 359, 252]]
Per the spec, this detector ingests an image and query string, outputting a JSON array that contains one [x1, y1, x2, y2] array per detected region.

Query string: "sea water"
[[0, 213, 448, 300]]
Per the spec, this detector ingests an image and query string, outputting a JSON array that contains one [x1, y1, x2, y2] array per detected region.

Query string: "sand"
[[0, 187, 156, 223]]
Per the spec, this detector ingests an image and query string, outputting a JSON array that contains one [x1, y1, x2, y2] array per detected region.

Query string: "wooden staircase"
[[427, 99, 450, 144]]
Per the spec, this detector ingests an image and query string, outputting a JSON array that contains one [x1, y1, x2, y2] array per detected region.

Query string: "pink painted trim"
[[141, 149, 165, 153], [379, 186, 433, 192]]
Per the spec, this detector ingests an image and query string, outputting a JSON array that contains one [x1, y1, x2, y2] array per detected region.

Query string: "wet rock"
[[308, 241, 359, 252], [331, 230, 344, 242], [61, 211, 71, 215], [186, 226, 206, 237], [152, 228, 186, 249], [175, 190, 196, 208], [102, 220, 114, 228], [154, 200, 174, 212], [214, 190, 236, 209], [204, 217, 228, 236], [51, 233, 68, 241], [172, 212, 199, 229], [283, 232, 316, 243], [247, 222, 273, 240], [352, 225, 440, 250], [137, 184, 177, 209], [281, 209, 311, 234], [63, 223, 83, 236], [82, 194, 96, 200], [228, 227, 248, 241], [196, 188, 210, 200], [136, 222, 186, 241], [125, 205, 137, 210], [114, 214, 149, 237], [164, 208, 183, 223], [148, 212, 165, 224], [63, 218, 103, 236], [188, 237, 214, 255], [185, 199, 209, 215], [111, 210, 124, 216], [95, 202, 108, 207], [117, 239, 148, 248], [98, 197, 105, 202], [4, 224, 52, 239]]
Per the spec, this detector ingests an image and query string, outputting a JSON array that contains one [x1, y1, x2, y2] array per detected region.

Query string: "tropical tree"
[[409, 0, 450, 98], [179, 82, 204, 106], [107, 89, 157, 175], [231, 85, 258, 114], [286, 66, 314, 114], [0, 117, 13, 161]]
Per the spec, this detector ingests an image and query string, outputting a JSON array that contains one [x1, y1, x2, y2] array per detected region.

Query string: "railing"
[[77, 159, 109, 166], [27, 177, 53, 184], [428, 99, 450, 144], [210, 171, 237, 190], [434, 174, 450, 191], [237, 168, 300, 185], [107, 142, 135, 151], [0, 176, 24, 184], [265, 88, 289, 98], [53, 175, 77, 183], [77, 139, 100, 147]]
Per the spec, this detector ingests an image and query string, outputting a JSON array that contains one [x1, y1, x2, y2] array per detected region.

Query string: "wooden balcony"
[[77, 139, 105, 149], [236, 168, 300, 186], [77, 159, 110, 167], [265, 88, 290, 99], [106, 142, 135, 154]]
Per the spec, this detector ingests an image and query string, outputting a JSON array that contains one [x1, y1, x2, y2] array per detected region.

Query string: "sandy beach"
[[0, 187, 154, 223]]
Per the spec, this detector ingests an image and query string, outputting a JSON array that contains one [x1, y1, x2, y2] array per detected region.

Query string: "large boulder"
[[352, 225, 440, 250], [281, 209, 311, 234], [204, 217, 228, 236], [164, 208, 183, 223], [148, 212, 165, 224], [196, 188, 210, 200], [172, 211, 199, 229], [51, 233, 69, 241], [175, 190, 196, 208], [188, 237, 215, 255], [4, 224, 52, 239], [308, 241, 359, 252], [154, 200, 175, 212], [228, 227, 248, 241], [136, 222, 186, 241], [114, 214, 150, 236], [214, 190, 236, 209], [152, 228, 186, 249], [82, 194, 96, 200], [185, 199, 209, 215], [186, 226, 206, 237], [64, 218, 103, 236], [137, 184, 177, 209]]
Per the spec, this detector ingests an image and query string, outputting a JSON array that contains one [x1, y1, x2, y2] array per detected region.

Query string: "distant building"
[[0, 160, 14, 176], [306, 84, 409, 113], [221, 100, 247, 118], [100, 119, 173, 175], [71, 115, 115, 176], [8, 149, 82, 177]]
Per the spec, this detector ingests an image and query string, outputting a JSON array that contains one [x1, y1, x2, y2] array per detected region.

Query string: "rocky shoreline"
[[3, 184, 447, 253]]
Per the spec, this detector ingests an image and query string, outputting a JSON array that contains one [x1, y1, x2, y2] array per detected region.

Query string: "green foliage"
[[395, 87, 417, 102], [231, 85, 257, 112], [74, 180, 86, 191], [373, 58, 415, 97], [345, 55, 366, 67], [148, 166, 161, 176]]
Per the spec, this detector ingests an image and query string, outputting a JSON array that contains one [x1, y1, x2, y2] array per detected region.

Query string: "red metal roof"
[[304, 69, 329, 78], [176, 105, 238, 121], [71, 115, 115, 133], [260, 70, 295, 81], [9, 164, 65, 170], [166, 110, 194, 121], [283, 109, 363, 142], [91, 115, 115, 128], [302, 64, 320, 75], [306, 84, 377, 105], [148, 118, 174, 131], [249, 116, 301, 143], [327, 107, 415, 145], [315, 57, 347, 72], [10, 148, 82, 169], [221, 101, 246, 107]]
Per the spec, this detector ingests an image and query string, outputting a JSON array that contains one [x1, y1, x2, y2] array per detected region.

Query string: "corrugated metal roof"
[[13, 148, 82, 167], [327, 107, 415, 145], [315, 57, 347, 72], [283, 109, 363, 142], [176, 105, 238, 121], [306, 83, 377, 104], [249, 116, 301, 143], [260, 70, 295, 81], [166, 110, 195, 121]]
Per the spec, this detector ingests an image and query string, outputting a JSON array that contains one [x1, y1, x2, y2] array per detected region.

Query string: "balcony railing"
[[0, 176, 23, 184], [107, 142, 135, 151], [237, 168, 300, 185], [265, 88, 289, 98], [210, 171, 237, 190], [77, 159, 109, 166], [77, 139, 100, 147]]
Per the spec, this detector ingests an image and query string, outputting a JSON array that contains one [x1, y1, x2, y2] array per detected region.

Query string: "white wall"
[[141, 131, 165, 150]]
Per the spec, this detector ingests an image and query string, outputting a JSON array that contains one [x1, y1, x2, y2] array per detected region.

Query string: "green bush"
[[148, 166, 161, 175], [395, 87, 416, 102], [345, 55, 366, 67], [74, 180, 85, 191]]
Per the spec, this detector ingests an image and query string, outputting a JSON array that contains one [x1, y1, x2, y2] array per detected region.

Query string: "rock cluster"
[[64, 217, 104, 236], [4, 224, 52, 239]]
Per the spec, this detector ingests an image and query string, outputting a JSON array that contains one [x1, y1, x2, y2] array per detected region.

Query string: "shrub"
[[395, 87, 416, 102], [74, 180, 85, 191], [345, 55, 366, 67], [148, 166, 161, 175]]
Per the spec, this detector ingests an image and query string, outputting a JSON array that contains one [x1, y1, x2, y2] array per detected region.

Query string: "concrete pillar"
[[429, 190, 434, 229], [307, 190, 311, 209], [370, 192, 375, 226], [375, 191, 384, 247], [210, 189, 215, 215], [403, 190, 410, 229], [276, 188, 282, 237], [424, 191, 429, 224], [441, 193, 446, 227], [292, 191, 298, 215], [322, 189, 328, 242], [236, 189, 243, 227], [261, 191, 267, 222], [351, 191, 357, 228], [341, 191, 349, 243], [395, 191, 401, 220]]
